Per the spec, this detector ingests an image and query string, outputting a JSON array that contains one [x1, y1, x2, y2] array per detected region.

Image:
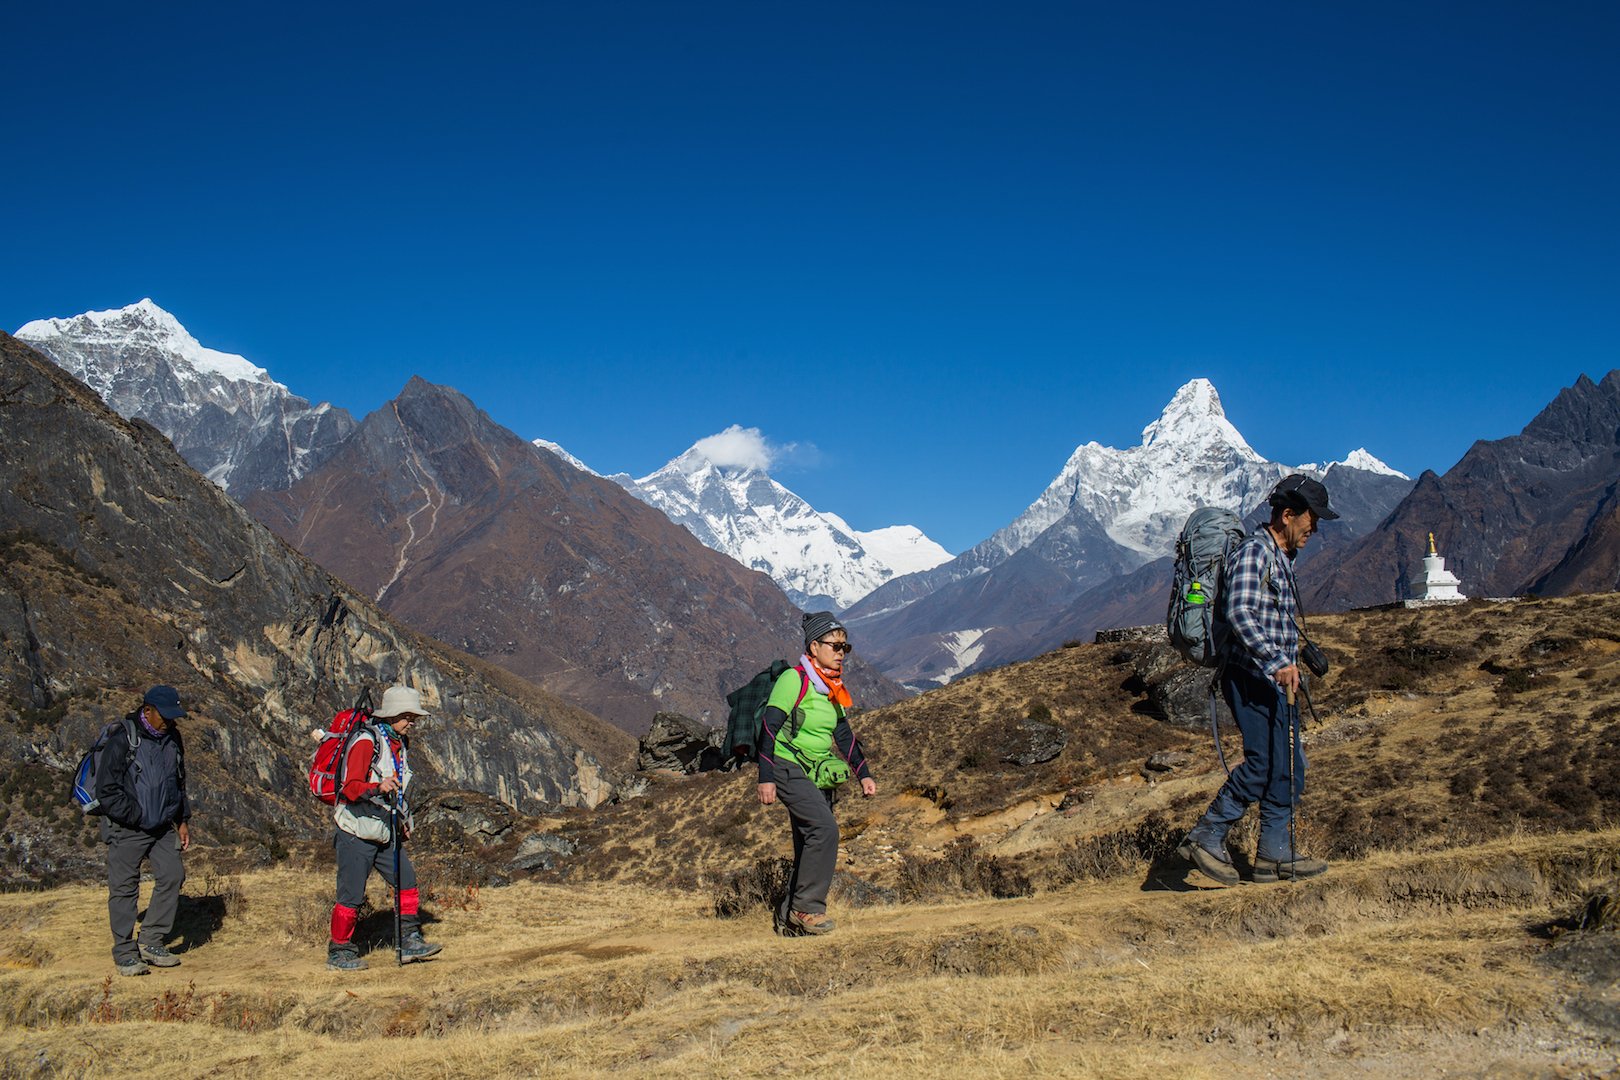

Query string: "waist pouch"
[[801, 755, 851, 791]]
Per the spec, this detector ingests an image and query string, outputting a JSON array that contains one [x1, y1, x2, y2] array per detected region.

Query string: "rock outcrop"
[[636, 712, 725, 773]]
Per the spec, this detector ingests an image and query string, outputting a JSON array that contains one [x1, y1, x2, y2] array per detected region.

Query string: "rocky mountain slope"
[[245, 379, 904, 732], [614, 428, 951, 610], [0, 331, 631, 888], [844, 379, 1413, 687], [16, 301, 356, 494], [1308, 370, 1620, 609]]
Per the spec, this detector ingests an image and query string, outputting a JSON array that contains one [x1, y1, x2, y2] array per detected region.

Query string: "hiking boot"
[[1253, 854, 1329, 883], [399, 930, 442, 963], [139, 943, 180, 968], [327, 943, 368, 971], [786, 911, 835, 935], [115, 958, 150, 977], [1178, 837, 1240, 887]]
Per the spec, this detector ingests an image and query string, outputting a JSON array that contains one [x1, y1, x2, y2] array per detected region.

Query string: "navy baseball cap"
[[142, 685, 186, 720], [1269, 474, 1340, 520]]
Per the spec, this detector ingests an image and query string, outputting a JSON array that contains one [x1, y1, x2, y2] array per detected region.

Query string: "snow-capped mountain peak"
[[1333, 447, 1409, 479], [15, 300, 354, 493], [612, 428, 950, 610], [18, 299, 278, 389], [1139, 377, 1253, 454]]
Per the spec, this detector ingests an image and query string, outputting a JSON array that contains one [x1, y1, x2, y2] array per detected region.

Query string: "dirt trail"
[[0, 832, 1614, 1078]]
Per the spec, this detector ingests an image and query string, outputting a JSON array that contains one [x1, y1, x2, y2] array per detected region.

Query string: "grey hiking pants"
[[334, 826, 419, 934], [774, 759, 838, 918], [105, 821, 185, 964]]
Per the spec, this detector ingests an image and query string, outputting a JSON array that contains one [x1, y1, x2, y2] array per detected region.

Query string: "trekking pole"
[[392, 793, 404, 966], [1285, 684, 1299, 885]]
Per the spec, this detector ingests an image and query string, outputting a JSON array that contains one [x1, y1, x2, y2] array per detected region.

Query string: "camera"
[[1301, 639, 1329, 678]]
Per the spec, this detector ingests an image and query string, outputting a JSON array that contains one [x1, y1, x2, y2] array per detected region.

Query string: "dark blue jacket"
[[94, 711, 190, 832]]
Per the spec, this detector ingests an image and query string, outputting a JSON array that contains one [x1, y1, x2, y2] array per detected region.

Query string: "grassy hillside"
[[0, 833, 1613, 1077], [1, 595, 1616, 1076]]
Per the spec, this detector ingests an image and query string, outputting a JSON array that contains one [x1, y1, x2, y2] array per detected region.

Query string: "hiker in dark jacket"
[[97, 684, 192, 976], [326, 685, 443, 970], [1180, 474, 1337, 886], [757, 612, 876, 935]]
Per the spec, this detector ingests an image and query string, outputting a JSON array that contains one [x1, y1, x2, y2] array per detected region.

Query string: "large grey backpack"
[[1166, 507, 1247, 666]]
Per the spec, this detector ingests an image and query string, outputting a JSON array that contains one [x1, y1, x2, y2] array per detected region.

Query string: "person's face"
[[141, 705, 168, 730], [1280, 508, 1319, 553], [809, 631, 850, 673], [391, 714, 418, 734]]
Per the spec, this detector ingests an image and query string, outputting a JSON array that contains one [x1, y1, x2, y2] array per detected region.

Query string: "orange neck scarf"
[[806, 656, 853, 709]]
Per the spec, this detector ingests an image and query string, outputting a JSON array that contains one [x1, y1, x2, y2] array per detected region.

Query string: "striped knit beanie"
[[801, 611, 846, 649]]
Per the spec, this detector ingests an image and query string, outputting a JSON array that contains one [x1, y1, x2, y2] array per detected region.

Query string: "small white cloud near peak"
[[686, 425, 779, 472]]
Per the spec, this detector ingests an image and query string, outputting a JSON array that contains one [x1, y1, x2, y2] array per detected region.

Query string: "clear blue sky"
[[5, 2, 1616, 553]]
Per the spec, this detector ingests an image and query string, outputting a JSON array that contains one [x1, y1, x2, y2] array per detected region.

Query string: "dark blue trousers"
[[1190, 663, 1306, 861]]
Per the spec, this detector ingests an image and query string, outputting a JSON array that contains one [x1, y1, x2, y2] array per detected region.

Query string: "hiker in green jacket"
[[756, 612, 876, 936]]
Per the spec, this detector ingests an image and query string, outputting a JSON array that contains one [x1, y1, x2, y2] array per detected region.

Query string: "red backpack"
[[308, 705, 376, 805]]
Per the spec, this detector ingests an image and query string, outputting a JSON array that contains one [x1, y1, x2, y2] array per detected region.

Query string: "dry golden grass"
[[5, 596, 1618, 1077], [1, 830, 1614, 1078]]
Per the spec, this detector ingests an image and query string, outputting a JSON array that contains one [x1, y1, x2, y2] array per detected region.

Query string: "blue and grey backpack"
[[1166, 507, 1247, 667], [69, 717, 140, 815]]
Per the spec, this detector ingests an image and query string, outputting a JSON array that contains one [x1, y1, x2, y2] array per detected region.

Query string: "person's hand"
[[177, 822, 191, 851], [860, 777, 877, 798], [758, 783, 776, 805], [1274, 664, 1301, 697], [378, 775, 400, 796]]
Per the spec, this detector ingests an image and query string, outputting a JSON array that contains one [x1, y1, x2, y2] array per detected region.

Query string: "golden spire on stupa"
[[1428, 532, 1437, 556]]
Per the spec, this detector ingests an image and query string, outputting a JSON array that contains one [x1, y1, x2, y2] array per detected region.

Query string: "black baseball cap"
[[1269, 474, 1339, 520], [142, 685, 186, 720]]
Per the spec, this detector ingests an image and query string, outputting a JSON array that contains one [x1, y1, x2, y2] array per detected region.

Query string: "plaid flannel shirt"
[[1221, 530, 1298, 677]]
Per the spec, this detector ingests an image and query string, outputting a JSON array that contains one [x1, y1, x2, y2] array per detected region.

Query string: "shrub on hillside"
[[711, 857, 793, 918], [895, 837, 1032, 901], [1048, 812, 1181, 884]]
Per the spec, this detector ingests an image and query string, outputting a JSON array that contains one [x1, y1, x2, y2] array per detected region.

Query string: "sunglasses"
[[815, 639, 853, 654]]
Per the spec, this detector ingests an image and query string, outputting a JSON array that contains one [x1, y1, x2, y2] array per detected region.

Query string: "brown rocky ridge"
[[242, 376, 903, 732], [0, 332, 633, 888]]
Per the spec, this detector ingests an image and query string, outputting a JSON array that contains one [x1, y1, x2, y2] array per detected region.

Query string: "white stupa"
[[1407, 532, 1466, 605]]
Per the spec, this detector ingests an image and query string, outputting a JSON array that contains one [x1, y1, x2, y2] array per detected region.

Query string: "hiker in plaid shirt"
[[1180, 474, 1337, 886]]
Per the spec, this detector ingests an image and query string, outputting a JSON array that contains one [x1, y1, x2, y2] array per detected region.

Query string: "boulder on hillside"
[[509, 832, 577, 873], [1118, 642, 1235, 730], [1146, 667, 1234, 730], [1001, 719, 1068, 767], [1126, 641, 1187, 685], [416, 791, 518, 846], [637, 712, 725, 773]]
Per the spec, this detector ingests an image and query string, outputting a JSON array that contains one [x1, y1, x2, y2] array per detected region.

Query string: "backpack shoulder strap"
[[793, 666, 811, 711], [119, 716, 142, 780]]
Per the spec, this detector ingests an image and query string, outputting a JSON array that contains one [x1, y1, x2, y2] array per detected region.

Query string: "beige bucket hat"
[[373, 685, 429, 719]]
